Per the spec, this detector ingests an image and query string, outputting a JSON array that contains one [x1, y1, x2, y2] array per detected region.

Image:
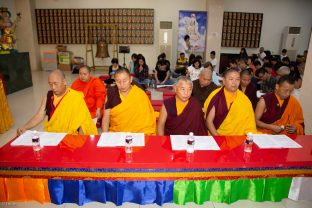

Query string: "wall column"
[[205, 0, 224, 72], [299, 33, 312, 134], [15, 0, 41, 71]]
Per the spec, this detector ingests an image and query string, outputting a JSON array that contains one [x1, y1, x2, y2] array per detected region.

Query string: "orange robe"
[[71, 76, 106, 118], [258, 93, 304, 135], [0, 79, 13, 133]]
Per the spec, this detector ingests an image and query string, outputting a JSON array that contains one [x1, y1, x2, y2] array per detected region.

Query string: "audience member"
[[154, 59, 176, 85], [175, 52, 188, 76], [187, 58, 202, 81], [239, 47, 248, 60], [192, 67, 218, 107], [128, 53, 137, 74], [210, 51, 219, 73], [292, 75, 302, 100], [133, 54, 150, 87], [239, 69, 258, 110], [276, 65, 291, 77], [255, 68, 277, 93], [105, 58, 122, 85], [280, 49, 288, 61], [257, 47, 267, 62]]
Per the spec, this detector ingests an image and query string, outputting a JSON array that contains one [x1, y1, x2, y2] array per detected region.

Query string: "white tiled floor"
[[0, 71, 311, 208]]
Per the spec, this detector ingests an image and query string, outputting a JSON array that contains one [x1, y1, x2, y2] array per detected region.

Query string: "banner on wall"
[[177, 11, 207, 58]]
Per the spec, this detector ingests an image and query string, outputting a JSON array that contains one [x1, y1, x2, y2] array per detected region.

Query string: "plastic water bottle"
[[244, 132, 253, 153], [32, 130, 41, 151], [125, 133, 133, 154], [186, 132, 195, 153]]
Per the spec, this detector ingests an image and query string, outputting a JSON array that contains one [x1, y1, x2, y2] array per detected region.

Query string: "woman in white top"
[[187, 58, 203, 81]]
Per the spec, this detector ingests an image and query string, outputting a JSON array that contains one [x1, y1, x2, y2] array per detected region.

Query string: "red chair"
[[151, 100, 163, 112], [163, 90, 175, 101], [99, 75, 110, 82], [146, 90, 152, 100]]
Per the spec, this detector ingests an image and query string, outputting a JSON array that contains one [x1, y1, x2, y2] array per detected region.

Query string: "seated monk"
[[239, 69, 258, 110], [204, 69, 257, 136], [102, 68, 156, 135], [71, 65, 106, 121], [192, 66, 219, 107], [255, 75, 304, 135], [157, 76, 207, 136], [17, 69, 97, 136]]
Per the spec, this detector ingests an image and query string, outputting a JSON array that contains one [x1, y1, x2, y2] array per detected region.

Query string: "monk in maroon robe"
[[239, 69, 258, 110], [157, 77, 207, 136]]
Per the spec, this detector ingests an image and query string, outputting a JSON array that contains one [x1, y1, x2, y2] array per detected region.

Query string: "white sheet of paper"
[[253, 134, 302, 149], [156, 84, 174, 88], [11, 130, 66, 147], [97, 132, 145, 147], [170, 135, 220, 151]]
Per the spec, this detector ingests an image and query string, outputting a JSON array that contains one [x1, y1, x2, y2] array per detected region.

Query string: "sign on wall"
[[177, 11, 207, 58]]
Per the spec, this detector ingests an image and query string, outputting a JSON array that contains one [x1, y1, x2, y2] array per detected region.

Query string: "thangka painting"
[[177, 11, 207, 57]]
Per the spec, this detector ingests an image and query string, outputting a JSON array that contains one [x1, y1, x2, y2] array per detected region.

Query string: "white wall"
[[222, 0, 312, 56], [35, 0, 206, 68], [299, 33, 312, 134]]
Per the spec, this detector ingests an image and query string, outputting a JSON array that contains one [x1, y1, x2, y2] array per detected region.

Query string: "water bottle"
[[32, 130, 41, 151], [125, 133, 133, 154], [244, 132, 253, 153], [186, 132, 195, 154]]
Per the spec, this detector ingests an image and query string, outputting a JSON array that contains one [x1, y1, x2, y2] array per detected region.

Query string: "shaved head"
[[199, 68, 213, 87], [49, 69, 66, 80], [48, 69, 67, 96]]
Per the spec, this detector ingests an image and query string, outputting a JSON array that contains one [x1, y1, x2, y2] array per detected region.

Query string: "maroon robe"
[[260, 92, 289, 124], [239, 83, 258, 110], [164, 96, 207, 136], [105, 85, 122, 110], [206, 87, 229, 130]]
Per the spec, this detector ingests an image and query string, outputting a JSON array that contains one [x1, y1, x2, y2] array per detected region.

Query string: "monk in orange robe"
[[255, 75, 304, 135], [71, 65, 106, 120]]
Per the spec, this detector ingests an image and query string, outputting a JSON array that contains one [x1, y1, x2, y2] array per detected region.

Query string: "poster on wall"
[[177, 11, 207, 59]]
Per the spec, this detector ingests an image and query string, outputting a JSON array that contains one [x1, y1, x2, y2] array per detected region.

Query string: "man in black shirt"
[[154, 59, 176, 85]]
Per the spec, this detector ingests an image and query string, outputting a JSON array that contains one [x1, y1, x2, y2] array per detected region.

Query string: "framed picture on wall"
[[177, 11, 207, 59]]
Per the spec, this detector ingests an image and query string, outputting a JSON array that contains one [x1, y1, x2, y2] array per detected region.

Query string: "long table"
[[0, 135, 311, 205]]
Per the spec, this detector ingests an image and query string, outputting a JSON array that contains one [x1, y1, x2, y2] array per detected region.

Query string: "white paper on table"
[[156, 84, 174, 88], [170, 135, 220, 151], [11, 130, 66, 147], [97, 132, 145, 147], [253, 134, 302, 149]]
